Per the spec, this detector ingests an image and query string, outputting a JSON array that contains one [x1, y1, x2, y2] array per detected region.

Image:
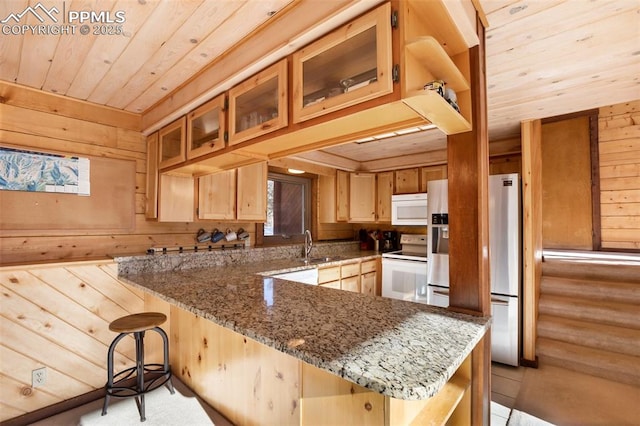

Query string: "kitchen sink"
[[271, 268, 319, 285]]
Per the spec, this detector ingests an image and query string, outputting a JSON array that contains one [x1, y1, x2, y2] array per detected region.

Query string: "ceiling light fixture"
[[288, 168, 305, 174], [355, 124, 438, 144]]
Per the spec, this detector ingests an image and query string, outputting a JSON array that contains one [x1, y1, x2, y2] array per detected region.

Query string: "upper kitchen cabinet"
[[376, 171, 393, 222], [237, 162, 268, 221], [394, 168, 420, 194], [336, 170, 349, 222], [158, 173, 195, 222], [158, 117, 186, 169], [420, 165, 448, 192], [349, 172, 376, 222], [145, 132, 159, 220], [198, 169, 236, 220], [229, 60, 288, 146], [398, 1, 472, 135], [292, 3, 392, 123], [187, 94, 226, 160]]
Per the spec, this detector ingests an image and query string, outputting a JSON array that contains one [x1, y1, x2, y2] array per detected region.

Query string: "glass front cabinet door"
[[292, 3, 392, 123], [228, 59, 288, 146], [158, 117, 186, 169], [187, 94, 226, 160]]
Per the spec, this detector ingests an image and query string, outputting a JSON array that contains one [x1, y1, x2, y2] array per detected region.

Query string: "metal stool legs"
[[102, 326, 174, 422]]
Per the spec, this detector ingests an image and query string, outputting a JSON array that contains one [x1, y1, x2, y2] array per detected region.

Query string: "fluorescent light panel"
[[355, 124, 437, 144]]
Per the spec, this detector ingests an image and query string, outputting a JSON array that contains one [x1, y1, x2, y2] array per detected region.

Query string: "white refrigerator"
[[426, 173, 521, 366]]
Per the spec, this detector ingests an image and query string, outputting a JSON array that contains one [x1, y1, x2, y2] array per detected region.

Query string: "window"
[[264, 172, 311, 241]]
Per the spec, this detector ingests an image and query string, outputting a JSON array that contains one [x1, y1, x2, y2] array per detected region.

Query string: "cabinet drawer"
[[318, 266, 340, 283], [341, 262, 360, 278], [361, 260, 377, 274], [341, 276, 360, 293], [319, 280, 341, 290]]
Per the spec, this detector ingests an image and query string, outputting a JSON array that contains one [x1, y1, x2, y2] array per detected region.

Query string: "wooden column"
[[520, 119, 542, 367], [446, 14, 491, 426]]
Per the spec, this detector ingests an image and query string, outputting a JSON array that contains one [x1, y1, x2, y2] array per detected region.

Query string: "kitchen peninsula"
[[116, 244, 490, 425]]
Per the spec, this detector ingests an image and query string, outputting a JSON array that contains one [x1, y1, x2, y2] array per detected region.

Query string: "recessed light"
[[288, 169, 305, 174]]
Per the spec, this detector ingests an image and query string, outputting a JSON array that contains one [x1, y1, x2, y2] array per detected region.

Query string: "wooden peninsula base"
[[143, 292, 473, 425]]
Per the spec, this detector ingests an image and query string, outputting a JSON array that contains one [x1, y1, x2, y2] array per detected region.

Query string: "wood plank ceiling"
[[0, 0, 638, 170]]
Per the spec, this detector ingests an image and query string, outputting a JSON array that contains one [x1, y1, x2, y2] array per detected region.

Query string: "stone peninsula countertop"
[[118, 250, 490, 401]]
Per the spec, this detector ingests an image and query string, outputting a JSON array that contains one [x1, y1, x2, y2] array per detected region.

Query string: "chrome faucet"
[[304, 229, 313, 261]]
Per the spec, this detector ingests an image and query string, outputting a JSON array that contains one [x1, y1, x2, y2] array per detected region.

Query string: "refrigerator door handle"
[[490, 297, 510, 306], [434, 289, 450, 296]]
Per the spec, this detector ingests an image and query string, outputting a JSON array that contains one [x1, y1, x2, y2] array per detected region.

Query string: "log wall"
[[598, 100, 640, 250]]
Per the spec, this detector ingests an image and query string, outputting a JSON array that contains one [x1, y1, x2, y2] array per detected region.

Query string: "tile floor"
[[25, 363, 640, 425]]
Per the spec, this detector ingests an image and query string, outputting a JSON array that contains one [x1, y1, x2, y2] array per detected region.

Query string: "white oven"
[[381, 234, 428, 304], [391, 193, 428, 226]]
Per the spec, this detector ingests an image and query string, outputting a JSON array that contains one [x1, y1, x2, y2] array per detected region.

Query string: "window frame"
[[262, 171, 312, 245]]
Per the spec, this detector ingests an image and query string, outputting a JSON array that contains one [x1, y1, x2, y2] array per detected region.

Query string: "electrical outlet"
[[32, 367, 46, 388]]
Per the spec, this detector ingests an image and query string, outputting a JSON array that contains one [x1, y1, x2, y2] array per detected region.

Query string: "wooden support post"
[[520, 119, 542, 367], [446, 13, 491, 426]]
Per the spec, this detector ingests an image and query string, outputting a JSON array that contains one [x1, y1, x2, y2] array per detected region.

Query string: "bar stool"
[[102, 312, 174, 422]]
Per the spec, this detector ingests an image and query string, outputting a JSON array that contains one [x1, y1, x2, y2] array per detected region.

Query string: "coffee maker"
[[381, 230, 398, 252]]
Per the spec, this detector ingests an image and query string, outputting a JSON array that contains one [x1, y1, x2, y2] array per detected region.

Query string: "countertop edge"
[[118, 254, 490, 401]]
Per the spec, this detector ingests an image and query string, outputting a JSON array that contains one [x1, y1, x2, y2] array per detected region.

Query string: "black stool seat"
[[102, 312, 174, 422]]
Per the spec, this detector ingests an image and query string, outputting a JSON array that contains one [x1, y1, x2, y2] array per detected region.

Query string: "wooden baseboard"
[[0, 388, 104, 426], [520, 356, 539, 369]]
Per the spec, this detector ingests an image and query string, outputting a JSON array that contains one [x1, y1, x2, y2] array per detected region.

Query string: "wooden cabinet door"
[[187, 94, 226, 160], [420, 165, 448, 192], [237, 162, 267, 221], [158, 174, 194, 222], [376, 172, 393, 222], [292, 3, 392, 123], [198, 170, 236, 220], [228, 60, 288, 145], [336, 170, 349, 222], [145, 132, 159, 219], [395, 168, 420, 194], [349, 173, 376, 222], [158, 117, 186, 169], [318, 173, 337, 223], [341, 276, 360, 293], [361, 272, 376, 296]]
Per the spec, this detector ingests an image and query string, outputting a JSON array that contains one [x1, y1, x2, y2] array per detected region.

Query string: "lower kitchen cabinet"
[[360, 259, 378, 296], [340, 261, 361, 293], [317, 258, 379, 295], [361, 272, 376, 295], [318, 265, 341, 288]]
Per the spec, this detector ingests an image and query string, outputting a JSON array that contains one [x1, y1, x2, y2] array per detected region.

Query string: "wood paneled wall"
[[598, 100, 640, 250], [541, 115, 593, 250], [0, 261, 145, 422], [0, 82, 254, 265]]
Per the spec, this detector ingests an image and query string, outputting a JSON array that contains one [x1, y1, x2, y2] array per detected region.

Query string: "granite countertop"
[[118, 251, 490, 401]]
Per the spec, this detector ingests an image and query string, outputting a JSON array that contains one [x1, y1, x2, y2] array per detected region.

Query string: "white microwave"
[[391, 193, 428, 226]]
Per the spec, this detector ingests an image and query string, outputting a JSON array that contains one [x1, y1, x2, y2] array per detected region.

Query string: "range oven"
[[381, 234, 428, 304]]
